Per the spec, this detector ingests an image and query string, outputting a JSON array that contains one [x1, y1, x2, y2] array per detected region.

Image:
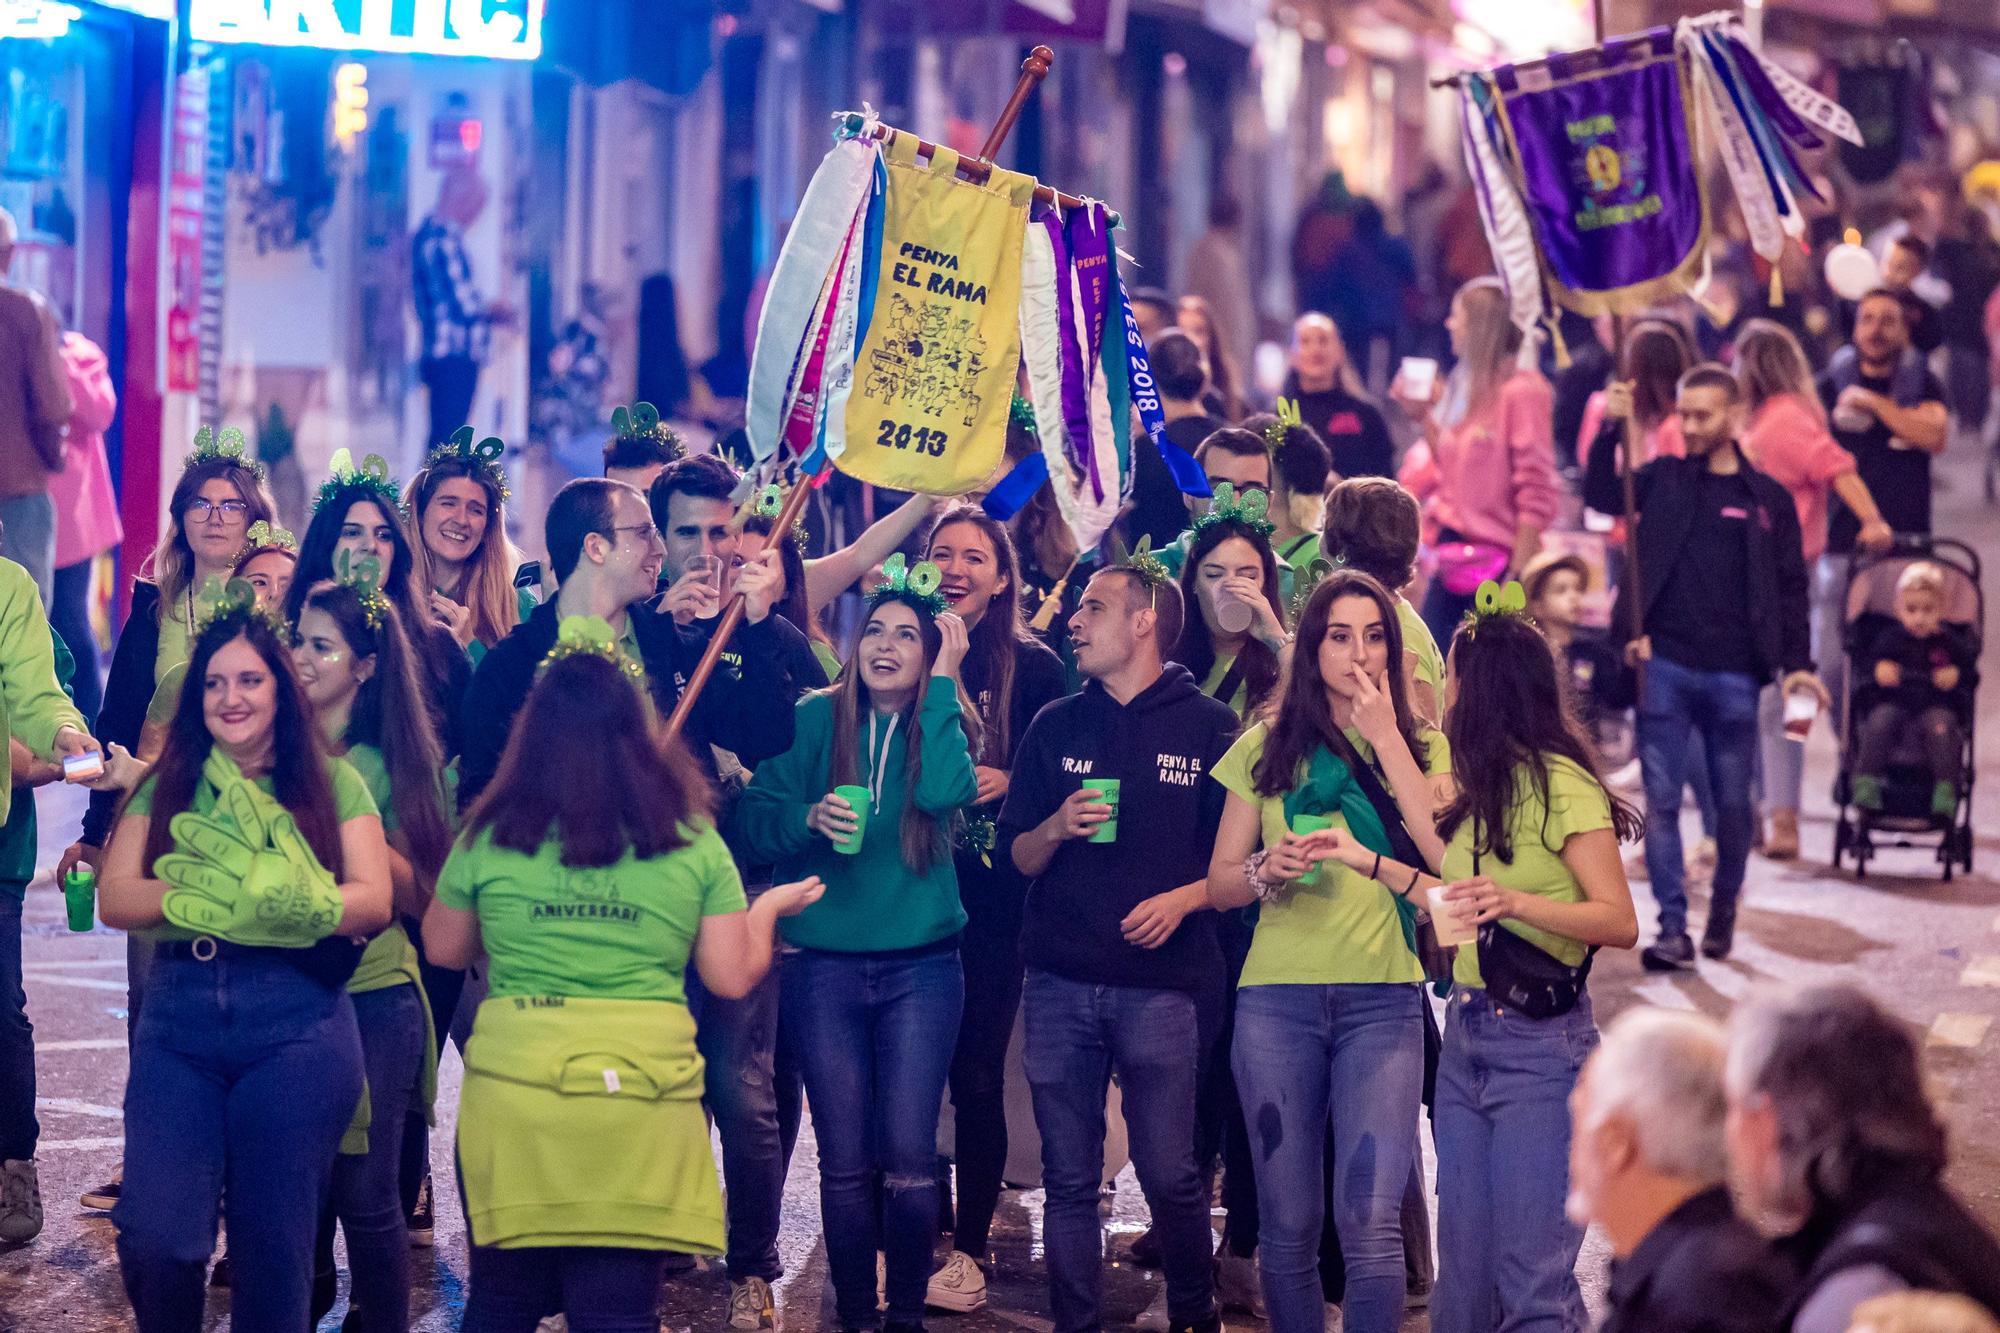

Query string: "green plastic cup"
[[831, 785, 871, 855], [1085, 778, 1121, 844], [1292, 814, 1333, 838], [63, 867, 95, 933]]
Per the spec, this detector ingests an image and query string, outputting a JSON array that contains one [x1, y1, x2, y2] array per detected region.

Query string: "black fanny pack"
[[1472, 844, 1594, 1019]]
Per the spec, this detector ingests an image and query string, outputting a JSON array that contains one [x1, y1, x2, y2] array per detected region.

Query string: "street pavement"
[[4, 443, 1999, 1331]]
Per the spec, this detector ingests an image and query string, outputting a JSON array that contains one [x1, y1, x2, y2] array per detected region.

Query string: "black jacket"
[[1781, 1171, 2000, 1328], [1601, 1187, 1797, 1333], [1584, 436, 1812, 682], [82, 580, 164, 848], [456, 596, 801, 813]]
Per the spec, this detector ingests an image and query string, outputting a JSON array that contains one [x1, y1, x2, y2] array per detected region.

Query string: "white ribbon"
[[746, 120, 879, 460], [1685, 34, 1788, 268], [817, 175, 875, 463], [1459, 82, 1545, 344], [1020, 218, 1120, 552]]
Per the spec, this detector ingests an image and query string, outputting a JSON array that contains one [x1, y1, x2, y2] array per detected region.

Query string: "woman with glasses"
[[61, 436, 277, 1217]]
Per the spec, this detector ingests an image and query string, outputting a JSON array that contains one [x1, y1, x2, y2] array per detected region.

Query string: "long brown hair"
[[464, 654, 713, 866], [407, 456, 525, 647], [1437, 613, 1639, 860], [924, 505, 1034, 766], [148, 460, 278, 608], [1446, 277, 1524, 422], [823, 604, 981, 875], [137, 618, 344, 878], [1619, 319, 1695, 433], [1172, 518, 1285, 718], [1251, 571, 1426, 796], [301, 581, 453, 885]]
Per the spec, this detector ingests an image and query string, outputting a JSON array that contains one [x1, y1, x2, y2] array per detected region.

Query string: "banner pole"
[[665, 49, 1061, 742]]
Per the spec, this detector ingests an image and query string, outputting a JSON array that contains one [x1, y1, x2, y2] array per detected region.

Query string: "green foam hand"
[[158, 756, 343, 947]]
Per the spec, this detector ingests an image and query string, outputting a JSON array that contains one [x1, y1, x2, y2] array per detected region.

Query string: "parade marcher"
[[1247, 408, 1333, 572], [1171, 485, 1290, 719], [1284, 313, 1395, 483], [1321, 477, 1445, 725], [1395, 277, 1560, 647], [1734, 319, 1895, 857], [1570, 1008, 1796, 1333], [426, 630, 822, 1332], [66, 437, 277, 1215], [739, 502, 841, 684], [284, 454, 472, 759], [1724, 984, 2000, 1329], [1207, 571, 1448, 1333], [1126, 330, 1222, 551], [729, 568, 981, 1333], [408, 429, 535, 662], [602, 405, 684, 495], [99, 586, 393, 1329], [1817, 291, 1949, 717], [294, 575, 450, 1329], [0, 551, 95, 1243], [1001, 557, 1233, 1333], [1577, 319, 1691, 472], [1584, 365, 1824, 969], [1155, 430, 1296, 607], [921, 505, 1066, 1313], [1316, 602, 1639, 1333]]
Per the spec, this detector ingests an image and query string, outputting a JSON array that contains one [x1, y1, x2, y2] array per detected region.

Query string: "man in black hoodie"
[[1001, 562, 1237, 1333], [1584, 364, 1825, 970]]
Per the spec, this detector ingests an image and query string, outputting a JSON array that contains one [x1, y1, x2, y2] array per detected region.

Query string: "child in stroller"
[[1852, 561, 1978, 818]]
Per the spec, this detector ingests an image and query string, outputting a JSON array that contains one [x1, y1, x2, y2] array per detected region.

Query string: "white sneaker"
[[0, 1159, 43, 1242], [729, 1276, 776, 1330], [535, 1318, 567, 1333], [926, 1250, 989, 1312], [1136, 1285, 1170, 1332], [1214, 1252, 1264, 1319]]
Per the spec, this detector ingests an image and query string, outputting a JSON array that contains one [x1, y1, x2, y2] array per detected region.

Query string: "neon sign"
[[189, 0, 545, 60], [0, 2, 82, 40]]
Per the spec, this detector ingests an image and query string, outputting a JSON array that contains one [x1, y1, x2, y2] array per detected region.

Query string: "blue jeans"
[[0, 491, 55, 608], [1638, 656, 1759, 940], [464, 1243, 666, 1332], [783, 945, 962, 1329], [333, 983, 427, 1331], [1231, 983, 1425, 1333], [1023, 970, 1217, 1333], [0, 894, 33, 1161], [1432, 988, 1597, 1333], [115, 949, 363, 1330], [688, 937, 784, 1283]]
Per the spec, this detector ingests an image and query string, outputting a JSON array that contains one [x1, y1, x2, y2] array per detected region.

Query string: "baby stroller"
[[1831, 537, 1982, 881]]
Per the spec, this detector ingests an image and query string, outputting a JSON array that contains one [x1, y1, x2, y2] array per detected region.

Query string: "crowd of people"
[[0, 192, 1996, 1333]]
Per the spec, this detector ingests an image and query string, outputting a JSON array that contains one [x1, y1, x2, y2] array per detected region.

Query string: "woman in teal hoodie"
[[729, 555, 980, 1333]]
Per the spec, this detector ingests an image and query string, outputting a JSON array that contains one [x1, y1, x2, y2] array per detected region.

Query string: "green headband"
[[315, 448, 403, 515], [866, 552, 949, 619]]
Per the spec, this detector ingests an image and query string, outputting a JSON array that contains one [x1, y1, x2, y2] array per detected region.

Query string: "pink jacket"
[[1400, 369, 1559, 552], [52, 332, 123, 568], [1743, 391, 1853, 564]]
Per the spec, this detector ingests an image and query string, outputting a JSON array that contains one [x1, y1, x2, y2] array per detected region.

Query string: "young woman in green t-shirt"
[[293, 578, 452, 1328], [1169, 486, 1290, 720], [99, 599, 393, 1329], [424, 643, 820, 1331], [1206, 570, 1448, 1333], [1316, 607, 1639, 1333], [729, 577, 981, 1333]]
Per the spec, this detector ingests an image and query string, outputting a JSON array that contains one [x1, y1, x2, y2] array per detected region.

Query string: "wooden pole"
[[664, 48, 1060, 741]]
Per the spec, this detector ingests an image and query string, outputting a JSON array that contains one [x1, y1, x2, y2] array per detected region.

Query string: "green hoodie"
[[729, 675, 978, 952]]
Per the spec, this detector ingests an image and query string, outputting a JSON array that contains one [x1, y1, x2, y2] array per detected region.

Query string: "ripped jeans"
[[783, 943, 962, 1330]]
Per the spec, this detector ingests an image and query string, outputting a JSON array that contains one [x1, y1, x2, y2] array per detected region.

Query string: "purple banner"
[[1065, 206, 1113, 502], [1499, 53, 1704, 304]]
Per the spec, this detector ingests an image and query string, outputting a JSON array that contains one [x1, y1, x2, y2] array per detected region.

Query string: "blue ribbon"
[[1119, 283, 1209, 498], [981, 453, 1050, 521]]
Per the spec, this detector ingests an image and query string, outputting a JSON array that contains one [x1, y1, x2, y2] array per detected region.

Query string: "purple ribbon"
[[1064, 207, 1114, 503], [1720, 32, 1824, 153], [1040, 210, 1087, 483]]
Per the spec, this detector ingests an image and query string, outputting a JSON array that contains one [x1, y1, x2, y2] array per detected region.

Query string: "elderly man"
[[1725, 984, 2000, 1330], [1569, 1008, 1794, 1333]]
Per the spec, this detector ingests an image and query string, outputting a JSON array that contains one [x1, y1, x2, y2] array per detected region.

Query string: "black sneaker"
[[407, 1173, 435, 1248], [79, 1176, 121, 1212], [1700, 928, 1734, 961], [1640, 933, 1695, 971]]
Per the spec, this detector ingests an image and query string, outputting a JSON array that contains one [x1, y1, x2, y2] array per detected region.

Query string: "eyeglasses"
[[605, 523, 664, 546], [186, 498, 250, 522]]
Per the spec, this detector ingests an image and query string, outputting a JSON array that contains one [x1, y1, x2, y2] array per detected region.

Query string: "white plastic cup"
[[1783, 689, 1818, 743], [1214, 585, 1255, 635], [1427, 884, 1477, 947]]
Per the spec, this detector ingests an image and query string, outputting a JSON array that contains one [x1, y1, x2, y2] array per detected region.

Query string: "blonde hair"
[[1849, 1292, 2000, 1333], [1734, 319, 1828, 427], [407, 457, 525, 647], [1446, 278, 1524, 423], [1897, 561, 1946, 601]]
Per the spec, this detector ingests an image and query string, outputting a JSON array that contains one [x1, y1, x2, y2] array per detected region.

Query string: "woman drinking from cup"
[[1170, 484, 1290, 721], [1204, 570, 1449, 1333], [1314, 592, 1639, 1333], [729, 558, 980, 1333], [99, 580, 392, 1328], [424, 623, 820, 1331]]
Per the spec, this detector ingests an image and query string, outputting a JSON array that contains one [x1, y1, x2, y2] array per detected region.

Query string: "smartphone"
[[62, 751, 105, 782]]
